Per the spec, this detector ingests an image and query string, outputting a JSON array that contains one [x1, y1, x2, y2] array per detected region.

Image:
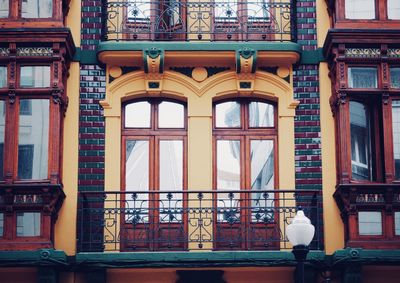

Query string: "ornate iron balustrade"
[[103, 1, 296, 41], [77, 190, 323, 252]]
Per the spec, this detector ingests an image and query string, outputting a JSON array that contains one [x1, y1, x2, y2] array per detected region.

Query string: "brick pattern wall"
[[79, 65, 106, 192], [294, 0, 322, 190], [81, 0, 103, 50]]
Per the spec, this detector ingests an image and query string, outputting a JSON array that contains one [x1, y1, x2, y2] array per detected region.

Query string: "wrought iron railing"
[[102, 1, 296, 41], [77, 189, 323, 252]]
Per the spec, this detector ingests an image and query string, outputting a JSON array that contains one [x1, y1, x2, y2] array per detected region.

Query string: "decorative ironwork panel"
[[345, 48, 381, 58], [103, 1, 294, 42], [16, 47, 53, 57], [77, 189, 323, 252], [388, 49, 400, 58], [0, 48, 10, 57]]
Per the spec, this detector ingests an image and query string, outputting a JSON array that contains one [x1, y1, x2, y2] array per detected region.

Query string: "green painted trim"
[[73, 48, 98, 64], [0, 249, 68, 267], [74, 45, 326, 65], [300, 49, 325, 65], [97, 41, 302, 54], [75, 251, 325, 268], [332, 248, 400, 265]]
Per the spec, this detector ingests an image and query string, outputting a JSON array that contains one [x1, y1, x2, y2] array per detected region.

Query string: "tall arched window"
[[213, 99, 277, 250], [122, 98, 187, 251]]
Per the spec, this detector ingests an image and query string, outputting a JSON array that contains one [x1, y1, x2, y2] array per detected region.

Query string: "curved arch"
[[102, 70, 297, 117]]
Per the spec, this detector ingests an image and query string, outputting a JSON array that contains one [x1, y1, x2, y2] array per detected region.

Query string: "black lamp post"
[[286, 210, 315, 283]]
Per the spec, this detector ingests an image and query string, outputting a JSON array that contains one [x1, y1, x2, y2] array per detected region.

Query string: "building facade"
[[0, 0, 399, 282]]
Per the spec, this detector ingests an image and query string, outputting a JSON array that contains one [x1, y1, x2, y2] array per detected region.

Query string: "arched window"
[[213, 99, 277, 250], [121, 98, 187, 251]]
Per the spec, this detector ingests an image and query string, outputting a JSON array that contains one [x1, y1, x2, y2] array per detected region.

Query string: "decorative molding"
[[0, 48, 10, 56], [143, 48, 164, 75], [236, 48, 256, 74], [14, 194, 43, 204], [387, 49, 400, 58], [345, 48, 380, 58], [356, 193, 384, 203], [16, 47, 53, 57]]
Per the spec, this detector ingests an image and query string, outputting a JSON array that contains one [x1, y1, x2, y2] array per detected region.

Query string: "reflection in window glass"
[[0, 101, 4, 181], [249, 102, 274, 127], [350, 101, 371, 181], [158, 101, 184, 128], [215, 0, 238, 21], [159, 140, 183, 222], [248, 0, 270, 20], [215, 101, 241, 128], [18, 99, 49, 180], [125, 101, 151, 128], [251, 140, 274, 221], [0, 67, 6, 88], [388, 0, 400, 19], [217, 140, 240, 190], [358, 211, 382, 236], [391, 68, 400, 88], [395, 212, 400, 236], [393, 101, 400, 179], [22, 0, 52, 18], [0, 0, 8, 18], [125, 140, 149, 222], [127, 0, 150, 20], [0, 213, 3, 236], [345, 0, 375, 19], [17, 212, 41, 237], [348, 67, 377, 88], [20, 66, 50, 88]]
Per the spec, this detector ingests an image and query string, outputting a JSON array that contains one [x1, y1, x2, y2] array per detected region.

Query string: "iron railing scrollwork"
[[77, 189, 323, 252], [102, 1, 295, 41]]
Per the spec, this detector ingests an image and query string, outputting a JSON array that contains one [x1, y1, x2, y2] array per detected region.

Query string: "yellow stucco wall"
[[66, 0, 81, 47], [316, 0, 330, 48], [319, 62, 344, 253], [54, 61, 80, 255]]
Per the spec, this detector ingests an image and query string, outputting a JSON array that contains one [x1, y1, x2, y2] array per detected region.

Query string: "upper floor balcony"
[[103, 0, 296, 42], [77, 189, 323, 252]]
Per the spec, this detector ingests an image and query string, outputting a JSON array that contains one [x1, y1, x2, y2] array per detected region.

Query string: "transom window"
[[358, 211, 382, 236], [348, 67, 378, 88]]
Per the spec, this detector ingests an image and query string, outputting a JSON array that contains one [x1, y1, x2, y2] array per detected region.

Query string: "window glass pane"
[[215, 0, 238, 21], [348, 67, 377, 88], [391, 68, 400, 88], [127, 0, 150, 20], [395, 212, 400, 236], [215, 101, 241, 128], [0, 213, 3, 236], [159, 140, 183, 222], [125, 140, 149, 223], [358, 211, 382, 236], [393, 101, 400, 180], [125, 101, 151, 128], [21, 0, 52, 18], [248, 0, 270, 20], [18, 99, 49, 180], [345, 0, 375, 19], [251, 140, 274, 222], [249, 102, 274, 127], [0, 0, 9, 18], [17, 212, 41, 237], [350, 101, 371, 181], [158, 101, 184, 128], [388, 0, 400, 19], [20, 66, 50, 88], [217, 140, 240, 190], [0, 67, 6, 88], [0, 101, 5, 181]]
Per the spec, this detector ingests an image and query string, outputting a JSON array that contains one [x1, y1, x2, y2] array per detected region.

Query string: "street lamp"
[[286, 210, 315, 283]]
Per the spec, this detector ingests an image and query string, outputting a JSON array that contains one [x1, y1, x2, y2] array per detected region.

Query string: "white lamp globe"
[[286, 210, 315, 246]]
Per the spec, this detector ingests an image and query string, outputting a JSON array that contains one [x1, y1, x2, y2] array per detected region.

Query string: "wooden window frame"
[[121, 98, 188, 251], [212, 98, 278, 250]]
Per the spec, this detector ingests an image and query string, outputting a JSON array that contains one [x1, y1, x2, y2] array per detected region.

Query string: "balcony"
[[77, 190, 323, 252], [103, 1, 296, 42]]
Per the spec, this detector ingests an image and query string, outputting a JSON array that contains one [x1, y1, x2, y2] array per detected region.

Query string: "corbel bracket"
[[236, 48, 256, 95], [143, 48, 164, 94]]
